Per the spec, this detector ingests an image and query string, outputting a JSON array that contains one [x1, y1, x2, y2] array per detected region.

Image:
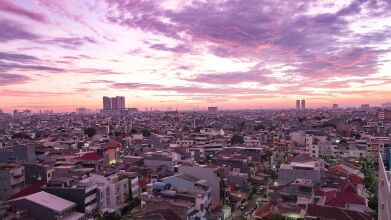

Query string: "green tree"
[[142, 128, 151, 137], [84, 127, 96, 138], [254, 124, 265, 131], [95, 212, 121, 220], [264, 213, 286, 220], [231, 134, 244, 145]]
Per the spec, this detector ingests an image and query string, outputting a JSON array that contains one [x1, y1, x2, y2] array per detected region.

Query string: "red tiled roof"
[[349, 174, 364, 185], [7, 180, 46, 200], [80, 152, 102, 161], [329, 165, 349, 176], [107, 139, 121, 149], [315, 188, 337, 198], [139, 176, 150, 189], [306, 204, 371, 220], [325, 192, 366, 208], [344, 160, 362, 169], [254, 202, 273, 218], [342, 183, 358, 194]]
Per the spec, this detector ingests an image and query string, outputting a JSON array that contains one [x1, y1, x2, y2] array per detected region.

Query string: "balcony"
[[85, 202, 98, 213], [85, 193, 97, 204]]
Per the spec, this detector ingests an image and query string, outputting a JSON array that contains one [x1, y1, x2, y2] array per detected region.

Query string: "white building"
[[89, 173, 129, 213], [378, 153, 391, 220]]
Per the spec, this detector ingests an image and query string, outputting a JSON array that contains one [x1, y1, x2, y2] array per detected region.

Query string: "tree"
[[254, 124, 265, 131], [84, 127, 96, 138], [264, 213, 286, 220], [142, 128, 151, 137], [95, 212, 121, 220], [12, 132, 31, 139], [231, 134, 244, 145]]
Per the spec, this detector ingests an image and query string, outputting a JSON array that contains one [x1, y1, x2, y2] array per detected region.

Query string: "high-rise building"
[[111, 97, 118, 110], [208, 106, 218, 114], [296, 100, 300, 110], [117, 96, 125, 109], [103, 96, 111, 110], [332, 104, 338, 109], [102, 96, 126, 110], [301, 99, 306, 110], [378, 108, 391, 121]]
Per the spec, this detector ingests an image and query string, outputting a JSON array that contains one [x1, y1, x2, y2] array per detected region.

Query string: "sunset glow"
[[1, 0, 391, 112]]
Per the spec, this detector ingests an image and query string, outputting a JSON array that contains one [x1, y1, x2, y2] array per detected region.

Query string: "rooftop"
[[23, 191, 76, 214]]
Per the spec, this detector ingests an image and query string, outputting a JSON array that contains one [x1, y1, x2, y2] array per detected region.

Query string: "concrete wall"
[[278, 168, 320, 185], [15, 199, 56, 220], [178, 166, 221, 206], [0, 145, 35, 163]]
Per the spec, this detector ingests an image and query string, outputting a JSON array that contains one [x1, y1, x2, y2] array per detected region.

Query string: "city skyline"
[[1, 0, 391, 112]]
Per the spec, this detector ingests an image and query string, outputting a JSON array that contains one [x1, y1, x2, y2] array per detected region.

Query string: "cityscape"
[[1, 0, 391, 220]]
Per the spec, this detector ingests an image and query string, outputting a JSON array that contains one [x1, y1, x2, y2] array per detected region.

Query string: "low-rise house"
[[12, 191, 85, 220], [278, 154, 322, 185], [43, 176, 99, 214], [24, 163, 54, 184], [89, 173, 129, 213], [0, 163, 25, 201], [162, 173, 212, 212], [178, 164, 221, 206]]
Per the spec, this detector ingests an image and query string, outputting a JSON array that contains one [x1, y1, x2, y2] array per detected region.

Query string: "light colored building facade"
[[0, 164, 25, 201], [378, 152, 391, 220], [178, 164, 221, 205]]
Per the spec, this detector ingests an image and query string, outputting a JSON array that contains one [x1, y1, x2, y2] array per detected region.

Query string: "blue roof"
[[152, 182, 170, 190]]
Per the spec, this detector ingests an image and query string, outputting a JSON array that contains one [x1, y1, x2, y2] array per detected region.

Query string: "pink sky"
[[0, 0, 391, 112]]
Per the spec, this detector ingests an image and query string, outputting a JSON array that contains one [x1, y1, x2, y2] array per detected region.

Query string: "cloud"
[[0, 61, 64, 72], [106, 0, 391, 81], [0, 0, 49, 23], [42, 36, 98, 49], [0, 52, 39, 62], [111, 82, 273, 95], [85, 80, 115, 84], [150, 43, 191, 53], [75, 68, 123, 75], [184, 69, 272, 85], [0, 19, 39, 42], [0, 73, 30, 86]]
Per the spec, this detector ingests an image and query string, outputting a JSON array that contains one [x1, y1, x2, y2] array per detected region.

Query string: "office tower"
[[117, 96, 125, 109], [296, 100, 300, 110], [332, 104, 338, 109], [208, 106, 218, 114], [378, 108, 391, 121], [103, 96, 111, 110], [301, 99, 306, 110], [111, 97, 118, 110]]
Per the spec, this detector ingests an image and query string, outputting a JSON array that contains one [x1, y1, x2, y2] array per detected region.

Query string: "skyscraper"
[[332, 104, 338, 109], [102, 96, 126, 110], [103, 96, 111, 110], [117, 96, 125, 109], [208, 106, 218, 114], [296, 100, 300, 110], [301, 99, 306, 110]]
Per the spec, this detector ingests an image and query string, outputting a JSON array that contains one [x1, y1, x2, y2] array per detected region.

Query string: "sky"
[[0, 0, 391, 112]]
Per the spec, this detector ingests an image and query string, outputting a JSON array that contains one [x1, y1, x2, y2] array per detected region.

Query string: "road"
[[229, 195, 260, 220]]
